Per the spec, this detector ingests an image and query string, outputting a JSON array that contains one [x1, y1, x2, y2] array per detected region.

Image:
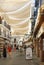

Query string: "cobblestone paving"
[[0, 51, 40, 65]]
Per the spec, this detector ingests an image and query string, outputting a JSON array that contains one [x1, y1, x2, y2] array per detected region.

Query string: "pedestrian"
[[3, 45, 7, 58], [7, 45, 12, 58], [0, 52, 1, 58], [14, 44, 16, 52]]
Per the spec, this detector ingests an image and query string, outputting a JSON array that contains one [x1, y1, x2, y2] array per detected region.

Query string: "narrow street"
[[0, 0, 44, 65], [0, 51, 40, 65]]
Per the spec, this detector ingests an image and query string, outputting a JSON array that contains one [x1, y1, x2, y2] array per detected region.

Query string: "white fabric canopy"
[[0, 0, 35, 35]]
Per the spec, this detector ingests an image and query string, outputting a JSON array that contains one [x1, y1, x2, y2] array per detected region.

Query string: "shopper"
[[7, 45, 12, 58], [14, 44, 16, 52], [3, 45, 7, 58], [0, 52, 1, 58]]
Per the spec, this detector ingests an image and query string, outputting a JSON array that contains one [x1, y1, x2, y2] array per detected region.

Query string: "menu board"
[[26, 47, 32, 59]]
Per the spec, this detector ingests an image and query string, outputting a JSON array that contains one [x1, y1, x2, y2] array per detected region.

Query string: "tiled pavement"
[[0, 51, 44, 65]]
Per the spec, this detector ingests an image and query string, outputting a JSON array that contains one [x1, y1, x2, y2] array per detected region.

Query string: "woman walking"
[[7, 45, 12, 58]]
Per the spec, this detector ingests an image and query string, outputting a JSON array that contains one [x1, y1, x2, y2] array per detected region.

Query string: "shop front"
[[33, 5, 44, 62]]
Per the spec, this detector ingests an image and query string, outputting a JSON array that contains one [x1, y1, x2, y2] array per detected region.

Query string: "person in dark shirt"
[[3, 45, 7, 58]]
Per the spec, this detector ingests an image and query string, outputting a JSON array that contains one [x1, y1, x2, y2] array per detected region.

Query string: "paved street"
[[0, 51, 41, 65]]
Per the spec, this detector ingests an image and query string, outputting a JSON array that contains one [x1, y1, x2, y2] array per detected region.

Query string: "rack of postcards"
[[0, 16, 11, 57]]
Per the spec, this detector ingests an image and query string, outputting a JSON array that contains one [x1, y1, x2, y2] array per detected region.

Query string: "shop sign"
[[26, 47, 32, 59]]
